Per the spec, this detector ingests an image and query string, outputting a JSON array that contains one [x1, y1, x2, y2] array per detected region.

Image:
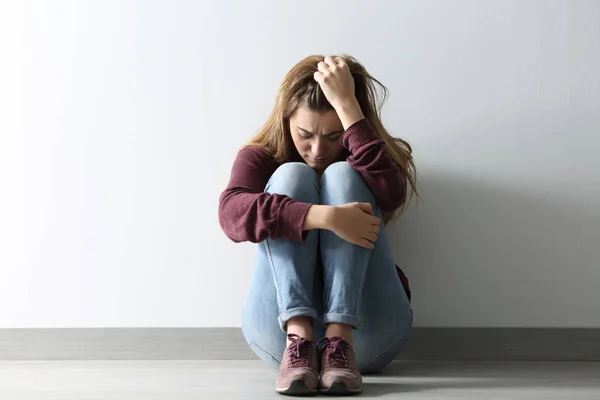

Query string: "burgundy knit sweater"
[[218, 118, 411, 301]]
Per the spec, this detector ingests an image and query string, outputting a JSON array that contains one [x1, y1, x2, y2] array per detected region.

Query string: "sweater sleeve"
[[218, 146, 313, 243], [341, 118, 406, 212]]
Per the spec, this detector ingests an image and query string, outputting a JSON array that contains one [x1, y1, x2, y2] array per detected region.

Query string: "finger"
[[356, 202, 373, 215], [365, 232, 378, 242], [314, 70, 324, 83], [369, 225, 380, 235], [370, 216, 381, 226], [324, 56, 336, 68], [359, 239, 375, 249], [334, 56, 346, 67], [317, 61, 330, 74]]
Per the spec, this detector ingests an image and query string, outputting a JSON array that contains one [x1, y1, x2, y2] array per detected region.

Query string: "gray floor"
[[1, 360, 599, 399]]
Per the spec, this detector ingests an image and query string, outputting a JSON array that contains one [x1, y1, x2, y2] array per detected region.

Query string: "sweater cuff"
[[341, 118, 378, 151], [279, 201, 313, 242]]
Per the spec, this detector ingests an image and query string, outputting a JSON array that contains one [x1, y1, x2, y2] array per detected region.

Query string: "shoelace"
[[286, 334, 314, 367], [318, 336, 350, 369]]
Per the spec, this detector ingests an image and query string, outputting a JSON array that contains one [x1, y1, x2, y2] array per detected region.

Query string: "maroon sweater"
[[218, 118, 411, 301]]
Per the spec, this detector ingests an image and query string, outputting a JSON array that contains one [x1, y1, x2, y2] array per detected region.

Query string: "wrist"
[[335, 99, 365, 130], [303, 205, 336, 231], [335, 98, 360, 112]]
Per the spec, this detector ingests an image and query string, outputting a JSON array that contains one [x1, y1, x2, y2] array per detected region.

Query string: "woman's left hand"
[[314, 56, 357, 112], [314, 56, 365, 130]]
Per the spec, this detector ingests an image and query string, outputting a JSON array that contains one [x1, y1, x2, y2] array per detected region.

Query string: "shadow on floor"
[[356, 361, 600, 396]]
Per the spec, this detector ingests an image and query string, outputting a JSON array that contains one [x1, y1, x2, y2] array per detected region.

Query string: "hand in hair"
[[314, 56, 365, 130]]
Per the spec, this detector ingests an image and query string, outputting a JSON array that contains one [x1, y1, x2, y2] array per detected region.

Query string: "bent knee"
[[320, 161, 374, 205], [266, 162, 318, 199], [322, 161, 359, 180], [271, 162, 317, 183], [321, 161, 367, 191]]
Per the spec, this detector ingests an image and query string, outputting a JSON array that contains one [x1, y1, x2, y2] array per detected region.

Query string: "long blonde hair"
[[245, 54, 418, 224]]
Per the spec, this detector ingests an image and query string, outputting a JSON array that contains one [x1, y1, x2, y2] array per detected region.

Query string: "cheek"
[[291, 136, 309, 153]]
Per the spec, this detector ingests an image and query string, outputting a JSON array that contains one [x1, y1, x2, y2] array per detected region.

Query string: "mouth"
[[308, 157, 328, 165]]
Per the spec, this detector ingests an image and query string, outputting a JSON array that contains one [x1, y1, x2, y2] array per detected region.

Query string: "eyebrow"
[[297, 127, 344, 136]]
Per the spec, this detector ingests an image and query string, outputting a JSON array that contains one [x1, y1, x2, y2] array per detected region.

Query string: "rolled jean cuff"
[[278, 307, 319, 332], [321, 312, 362, 330]]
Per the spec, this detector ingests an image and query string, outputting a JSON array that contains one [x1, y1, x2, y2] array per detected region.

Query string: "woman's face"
[[289, 105, 345, 174]]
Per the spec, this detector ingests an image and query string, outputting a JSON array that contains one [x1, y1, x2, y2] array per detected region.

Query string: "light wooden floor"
[[1, 360, 599, 399]]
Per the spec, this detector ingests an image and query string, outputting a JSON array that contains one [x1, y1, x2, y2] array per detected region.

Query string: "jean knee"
[[266, 162, 319, 200], [271, 162, 317, 186], [321, 162, 372, 204], [322, 161, 359, 181]]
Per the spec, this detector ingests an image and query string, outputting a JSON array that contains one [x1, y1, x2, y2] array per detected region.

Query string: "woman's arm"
[[302, 205, 333, 230], [313, 56, 406, 213], [219, 146, 381, 248], [341, 117, 406, 213], [218, 147, 313, 243]]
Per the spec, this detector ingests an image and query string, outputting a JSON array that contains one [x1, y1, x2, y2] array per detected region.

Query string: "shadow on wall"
[[386, 169, 600, 326]]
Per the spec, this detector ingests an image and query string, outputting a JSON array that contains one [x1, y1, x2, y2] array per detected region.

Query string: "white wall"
[[1, 0, 598, 328]]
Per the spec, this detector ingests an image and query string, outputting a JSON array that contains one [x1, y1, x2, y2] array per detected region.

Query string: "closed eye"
[[297, 126, 343, 140]]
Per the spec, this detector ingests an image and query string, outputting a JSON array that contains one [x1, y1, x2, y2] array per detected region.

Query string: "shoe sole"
[[320, 381, 362, 396], [276, 379, 318, 396]]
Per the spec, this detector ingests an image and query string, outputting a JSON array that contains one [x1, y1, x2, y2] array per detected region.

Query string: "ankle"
[[325, 323, 353, 345], [286, 317, 313, 346]]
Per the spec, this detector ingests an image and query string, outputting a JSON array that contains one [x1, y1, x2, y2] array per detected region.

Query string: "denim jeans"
[[241, 162, 413, 373]]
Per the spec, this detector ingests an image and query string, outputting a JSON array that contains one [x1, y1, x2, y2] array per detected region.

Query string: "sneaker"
[[318, 336, 362, 395], [275, 333, 319, 396]]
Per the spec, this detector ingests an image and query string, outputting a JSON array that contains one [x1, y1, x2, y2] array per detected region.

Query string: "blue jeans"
[[241, 162, 413, 373]]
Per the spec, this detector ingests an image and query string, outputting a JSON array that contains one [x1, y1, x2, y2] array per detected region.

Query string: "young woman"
[[218, 54, 417, 396]]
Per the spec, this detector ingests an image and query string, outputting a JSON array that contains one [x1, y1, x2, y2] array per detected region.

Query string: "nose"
[[311, 138, 325, 157]]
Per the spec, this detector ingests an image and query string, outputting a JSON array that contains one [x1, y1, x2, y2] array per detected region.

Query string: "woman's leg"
[[241, 162, 325, 370], [320, 162, 413, 374]]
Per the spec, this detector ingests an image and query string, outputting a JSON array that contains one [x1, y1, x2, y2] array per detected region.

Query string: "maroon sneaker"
[[275, 334, 319, 396], [318, 336, 362, 395]]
